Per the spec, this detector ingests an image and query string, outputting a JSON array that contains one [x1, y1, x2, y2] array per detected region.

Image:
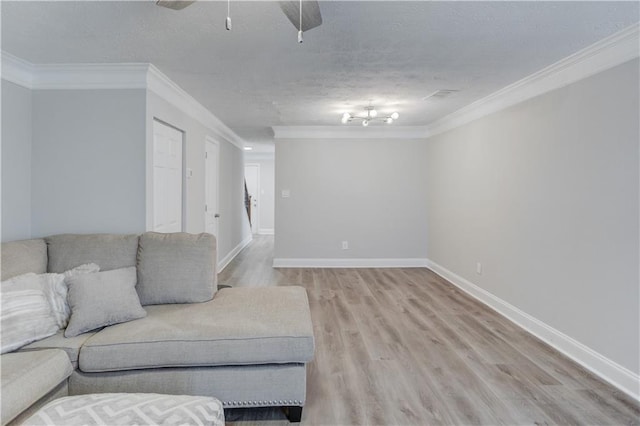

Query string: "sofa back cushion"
[[46, 234, 139, 273], [0, 239, 47, 281], [136, 232, 217, 305]]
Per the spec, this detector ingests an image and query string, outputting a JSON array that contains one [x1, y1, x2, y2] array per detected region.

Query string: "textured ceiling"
[[2, 1, 638, 146]]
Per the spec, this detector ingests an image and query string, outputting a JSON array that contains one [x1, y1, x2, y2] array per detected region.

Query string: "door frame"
[[205, 136, 220, 238], [244, 163, 260, 234], [147, 118, 186, 232]]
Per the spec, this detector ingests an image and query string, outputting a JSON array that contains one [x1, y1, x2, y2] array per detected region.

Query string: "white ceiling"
[[2, 1, 638, 147]]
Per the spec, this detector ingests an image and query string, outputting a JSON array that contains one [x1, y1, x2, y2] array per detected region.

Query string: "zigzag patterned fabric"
[[23, 393, 224, 426]]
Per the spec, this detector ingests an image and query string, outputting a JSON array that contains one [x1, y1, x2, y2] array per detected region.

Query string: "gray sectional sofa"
[[0, 233, 315, 425]]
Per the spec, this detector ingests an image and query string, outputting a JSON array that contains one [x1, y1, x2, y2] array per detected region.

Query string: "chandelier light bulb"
[[341, 113, 351, 124], [385, 117, 393, 124], [362, 119, 369, 127], [369, 109, 377, 118], [390, 112, 399, 120]]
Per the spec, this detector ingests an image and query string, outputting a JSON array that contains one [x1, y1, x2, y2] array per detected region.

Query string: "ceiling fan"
[[156, 0, 323, 41]]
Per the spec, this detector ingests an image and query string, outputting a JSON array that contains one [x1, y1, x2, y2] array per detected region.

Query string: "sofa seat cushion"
[[18, 331, 96, 369], [1, 349, 73, 425], [79, 287, 315, 372]]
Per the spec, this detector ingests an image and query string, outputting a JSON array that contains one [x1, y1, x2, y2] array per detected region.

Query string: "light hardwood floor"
[[219, 236, 639, 425]]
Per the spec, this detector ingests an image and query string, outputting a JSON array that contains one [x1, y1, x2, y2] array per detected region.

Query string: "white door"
[[244, 164, 260, 234], [152, 120, 183, 233], [205, 138, 220, 240]]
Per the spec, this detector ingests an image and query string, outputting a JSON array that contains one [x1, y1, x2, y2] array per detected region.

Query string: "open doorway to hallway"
[[244, 149, 275, 236]]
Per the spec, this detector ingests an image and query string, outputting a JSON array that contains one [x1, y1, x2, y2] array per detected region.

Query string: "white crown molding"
[[1, 52, 35, 88], [426, 259, 640, 402], [425, 23, 640, 138], [0, 52, 245, 149], [271, 24, 639, 142], [147, 65, 245, 149], [4, 23, 636, 144], [1, 52, 148, 90], [273, 258, 429, 268], [272, 125, 427, 140]]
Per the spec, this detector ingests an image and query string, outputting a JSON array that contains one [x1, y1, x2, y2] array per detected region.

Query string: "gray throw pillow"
[[65, 267, 146, 338], [136, 232, 217, 305]]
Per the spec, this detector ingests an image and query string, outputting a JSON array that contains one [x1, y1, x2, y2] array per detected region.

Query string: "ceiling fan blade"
[[156, 1, 196, 11], [279, 1, 323, 32]]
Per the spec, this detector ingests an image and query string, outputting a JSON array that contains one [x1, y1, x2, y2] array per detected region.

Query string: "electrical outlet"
[[476, 262, 483, 275], [341, 241, 349, 250]]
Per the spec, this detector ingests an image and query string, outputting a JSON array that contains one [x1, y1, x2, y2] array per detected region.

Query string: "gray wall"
[[147, 91, 251, 262], [31, 89, 147, 237], [275, 138, 429, 259], [1, 80, 33, 242], [425, 58, 640, 374]]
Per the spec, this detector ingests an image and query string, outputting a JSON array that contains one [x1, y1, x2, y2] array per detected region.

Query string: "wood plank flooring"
[[219, 236, 639, 425]]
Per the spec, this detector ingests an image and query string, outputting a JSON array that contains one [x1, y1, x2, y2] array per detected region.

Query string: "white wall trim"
[[0, 52, 245, 149], [1, 52, 35, 88], [273, 24, 639, 141], [5, 23, 636, 145], [424, 23, 640, 138], [258, 228, 274, 235], [426, 259, 640, 402], [147, 65, 245, 149], [272, 125, 427, 140], [273, 258, 429, 268], [218, 234, 253, 273], [1, 52, 149, 90]]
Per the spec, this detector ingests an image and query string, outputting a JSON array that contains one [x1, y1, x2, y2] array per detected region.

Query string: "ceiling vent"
[[422, 89, 459, 101]]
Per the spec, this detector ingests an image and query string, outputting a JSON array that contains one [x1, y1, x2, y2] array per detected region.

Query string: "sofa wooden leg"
[[285, 406, 303, 423]]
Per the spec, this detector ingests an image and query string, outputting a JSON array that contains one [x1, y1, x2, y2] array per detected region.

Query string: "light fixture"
[[341, 106, 399, 126], [225, 0, 232, 30], [244, 147, 253, 151], [297, 0, 303, 43]]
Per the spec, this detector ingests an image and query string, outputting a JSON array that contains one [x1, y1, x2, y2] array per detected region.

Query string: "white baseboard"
[[218, 234, 252, 272], [258, 228, 274, 235], [272, 258, 429, 268], [426, 259, 640, 402]]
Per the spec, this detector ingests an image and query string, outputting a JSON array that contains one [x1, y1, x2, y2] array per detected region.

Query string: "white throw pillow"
[[1, 263, 100, 330], [0, 289, 59, 354]]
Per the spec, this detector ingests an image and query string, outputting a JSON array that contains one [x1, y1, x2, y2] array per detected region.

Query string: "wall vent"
[[422, 89, 459, 101]]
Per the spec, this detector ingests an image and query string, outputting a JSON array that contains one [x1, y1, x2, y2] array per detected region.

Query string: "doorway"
[[151, 119, 184, 233], [244, 163, 260, 234]]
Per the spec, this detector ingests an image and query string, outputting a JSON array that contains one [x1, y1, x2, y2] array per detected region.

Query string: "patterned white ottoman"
[[23, 393, 224, 426]]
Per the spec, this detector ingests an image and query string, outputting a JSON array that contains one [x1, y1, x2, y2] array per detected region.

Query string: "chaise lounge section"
[[1, 233, 314, 424]]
